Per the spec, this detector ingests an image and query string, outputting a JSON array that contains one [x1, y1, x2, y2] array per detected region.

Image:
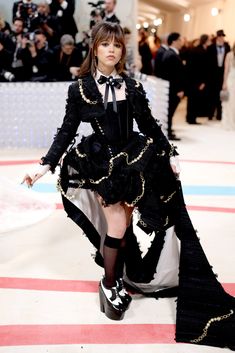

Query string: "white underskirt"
[[68, 188, 180, 292]]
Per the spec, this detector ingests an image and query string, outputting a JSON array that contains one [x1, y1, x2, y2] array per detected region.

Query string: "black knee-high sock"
[[103, 234, 121, 288], [116, 235, 126, 279]]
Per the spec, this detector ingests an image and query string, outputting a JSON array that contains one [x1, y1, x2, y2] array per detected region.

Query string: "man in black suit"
[[103, 0, 120, 24], [19, 29, 53, 81], [207, 29, 230, 120], [161, 32, 184, 140], [48, 0, 78, 39], [30, 1, 62, 47], [185, 34, 211, 124], [154, 34, 168, 78], [12, 0, 38, 30]]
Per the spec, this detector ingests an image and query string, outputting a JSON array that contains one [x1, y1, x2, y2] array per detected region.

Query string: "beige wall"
[[162, 0, 235, 44]]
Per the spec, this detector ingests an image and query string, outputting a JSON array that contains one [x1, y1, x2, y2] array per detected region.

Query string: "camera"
[[88, 1, 105, 10], [88, 1, 105, 28], [0, 70, 15, 82], [18, 2, 37, 18], [24, 32, 36, 48]]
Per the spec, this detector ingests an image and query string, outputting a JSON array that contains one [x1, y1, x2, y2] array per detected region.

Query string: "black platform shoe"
[[99, 279, 126, 320], [117, 278, 132, 309]]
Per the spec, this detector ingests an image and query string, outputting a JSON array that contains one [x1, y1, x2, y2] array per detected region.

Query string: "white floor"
[[0, 100, 235, 352]]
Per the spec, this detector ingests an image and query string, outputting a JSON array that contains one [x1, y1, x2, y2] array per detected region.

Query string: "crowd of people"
[[1, 0, 235, 133], [139, 28, 235, 137], [0, 0, 124, 82]]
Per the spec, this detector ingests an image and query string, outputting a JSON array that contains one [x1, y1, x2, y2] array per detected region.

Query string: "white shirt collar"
[[161, 44, 168, 50], [95, 68, 119, 82], [170, 46, 179, 55], [105, 11, 115, 19], [94, 68, 125, 102]]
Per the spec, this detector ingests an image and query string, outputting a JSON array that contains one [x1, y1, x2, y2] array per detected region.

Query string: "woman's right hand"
[[222, 82, 228, 91], [21, 164, 50, 188]]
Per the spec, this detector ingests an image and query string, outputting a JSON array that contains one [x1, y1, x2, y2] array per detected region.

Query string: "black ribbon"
[[97, 75, 123, 112]]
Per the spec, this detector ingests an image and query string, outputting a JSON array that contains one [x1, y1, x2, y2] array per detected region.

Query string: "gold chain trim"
[[95, 118, 105, 135], [139, 218, 147, 227], [135, 80, 140, 88], [89, 137, 153, 185], [57, 171, 144, 206], [169, 144, 176, 157], [164, 216, 169, 227], [75, 147, 86, 158], [160, 191, 176, 203], [56, 177, 85, 200], [190, 309, 234, 343], [124, 172, 145, 207], [78, 79, 97, 105], [94, 118, 113, 157]]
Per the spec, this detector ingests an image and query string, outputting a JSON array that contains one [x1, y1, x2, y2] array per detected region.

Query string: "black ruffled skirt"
[[60, 131, 180, 233]]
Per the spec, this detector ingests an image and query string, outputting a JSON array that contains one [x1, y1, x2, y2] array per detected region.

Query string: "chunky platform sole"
[[99, 284, 125, 321]]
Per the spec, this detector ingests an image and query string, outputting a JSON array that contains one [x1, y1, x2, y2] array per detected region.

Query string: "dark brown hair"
[[79, 21, 126, 77]]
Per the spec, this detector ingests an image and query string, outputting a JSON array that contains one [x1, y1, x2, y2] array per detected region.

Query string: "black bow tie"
[[97, 75, 123, 112]]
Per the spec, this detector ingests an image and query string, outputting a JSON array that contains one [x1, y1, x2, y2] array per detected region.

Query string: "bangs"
[[92, 22, 125, 48], [97, 29, 124, 48]]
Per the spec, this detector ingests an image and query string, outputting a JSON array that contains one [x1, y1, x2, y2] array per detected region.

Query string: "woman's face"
[[96, 37, 122, 73]]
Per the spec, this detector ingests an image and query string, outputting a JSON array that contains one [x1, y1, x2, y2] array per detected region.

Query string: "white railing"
[[0, 77, 169, 148]]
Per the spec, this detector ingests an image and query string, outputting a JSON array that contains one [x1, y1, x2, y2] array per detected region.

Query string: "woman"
[[22, 22, 235, 349], [221, 42, 235, 130], [138, 28, 153, 75]]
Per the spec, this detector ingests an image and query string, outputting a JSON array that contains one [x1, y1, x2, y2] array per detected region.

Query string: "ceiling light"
[[136, 24, 141, 30], [143, 22, 149, 28], [153, 18, 163, 26], [151, 28, 156, 33], [184, 13, 191, 22], [211, 7, 219, 16]]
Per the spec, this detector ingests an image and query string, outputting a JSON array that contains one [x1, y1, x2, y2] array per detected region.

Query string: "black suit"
[[52, 45, 83, 81], [207, 42, 230, 119], [49, 0, 78, 38], [103, 13, 120, 24], [19, 45, 54, 81], [154, 45, 167, 78], [161, 47, 185, 136], [185, 44, 210, 123]]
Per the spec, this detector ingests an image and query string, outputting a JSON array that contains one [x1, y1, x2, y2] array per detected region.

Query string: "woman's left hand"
[[170, 156, 180, 179]]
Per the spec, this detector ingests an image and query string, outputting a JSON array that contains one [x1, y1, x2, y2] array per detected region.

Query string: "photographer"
[[52, 34, 83, 81], [20, 29, 53, 81], [30, 1, 62, 47], [88, 1, 104, 29], [0, 32, 15, 82], [0, 15, 12, 36], [12, 0, 38, 31], [10, 18, 27, 81], [76, 31, 90, 60], [47, 0, 78, 39], [103, 0, 120, 24]]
